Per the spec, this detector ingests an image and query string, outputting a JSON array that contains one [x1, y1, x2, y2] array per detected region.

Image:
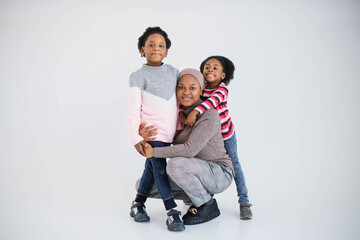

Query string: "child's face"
[[202, 58, 226, 88], [176, 75, 202, 110], [140, 33, 168, 66]]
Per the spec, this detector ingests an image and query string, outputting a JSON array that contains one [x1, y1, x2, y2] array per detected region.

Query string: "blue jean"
[[136, 141, 177, 210], [224, 131, 249, 203]]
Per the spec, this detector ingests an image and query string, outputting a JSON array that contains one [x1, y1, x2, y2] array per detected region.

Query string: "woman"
[[139, 68, 234, 225]]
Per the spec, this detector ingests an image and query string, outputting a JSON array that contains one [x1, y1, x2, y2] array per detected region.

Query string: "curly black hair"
[[200, 55, 235, 85], [137, 26, 171, 53]]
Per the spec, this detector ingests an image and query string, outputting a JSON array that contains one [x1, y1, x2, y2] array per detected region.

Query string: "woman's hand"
[[139, 122, 158, 141], [186, 110, 200, 127], [141, 142, 155, 158], [134, 140, 147, 157]]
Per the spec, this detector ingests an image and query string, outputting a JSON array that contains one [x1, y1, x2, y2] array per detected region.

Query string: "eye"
[[214, 67, 218, 70], [205, 66, 209, 70], [190, 87, 196, 90], [149, 44, 155, 47], [178, 86, 184, 90], [159, 44, 165, 48]]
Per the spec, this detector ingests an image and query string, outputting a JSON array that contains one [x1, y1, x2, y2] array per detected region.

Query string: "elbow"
[[182, 146, 199, 158]]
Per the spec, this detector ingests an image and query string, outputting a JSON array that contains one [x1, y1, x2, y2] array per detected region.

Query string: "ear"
[[140, 46, 145, 57], [221, 72, 226, 80], [164, 48, 168, 58]]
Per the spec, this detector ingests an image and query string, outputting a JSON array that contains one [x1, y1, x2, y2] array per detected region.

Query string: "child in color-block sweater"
[[127, 26, 185, 232]]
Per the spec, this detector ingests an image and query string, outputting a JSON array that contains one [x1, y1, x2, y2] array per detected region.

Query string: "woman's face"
[[176, 75, 202, 109]]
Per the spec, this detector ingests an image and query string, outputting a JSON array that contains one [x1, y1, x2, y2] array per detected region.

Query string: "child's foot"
[[130, 201, 150, 222], [240, 203, 253, 220], [166, 209, 185, 231]]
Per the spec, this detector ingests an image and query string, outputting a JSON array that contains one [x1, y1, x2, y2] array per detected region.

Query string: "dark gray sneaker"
[[166, 209, 185, 232], [240, 203, 253, 220], [130, 202, 150, 222]]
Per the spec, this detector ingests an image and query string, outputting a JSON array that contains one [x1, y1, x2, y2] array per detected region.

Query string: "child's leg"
[[135, 157, 155, 203], [224, 131, 249, 203], [136, 141, 177, 210]]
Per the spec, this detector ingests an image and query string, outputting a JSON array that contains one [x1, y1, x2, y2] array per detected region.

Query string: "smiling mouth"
[[182, 96, 192, 101]]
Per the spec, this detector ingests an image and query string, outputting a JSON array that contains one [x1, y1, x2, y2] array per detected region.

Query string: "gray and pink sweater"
[[127, 64, 179, 145]]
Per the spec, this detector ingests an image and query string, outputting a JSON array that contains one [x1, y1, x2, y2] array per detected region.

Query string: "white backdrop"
[[1, 0, 359, 239]]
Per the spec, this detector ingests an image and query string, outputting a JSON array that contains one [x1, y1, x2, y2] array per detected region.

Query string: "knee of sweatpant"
[[166, 157, 187, 177]]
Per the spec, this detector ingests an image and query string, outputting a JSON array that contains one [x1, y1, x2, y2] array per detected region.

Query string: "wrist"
[[191, 109, 199, 115], [194, 108, 202, 115]]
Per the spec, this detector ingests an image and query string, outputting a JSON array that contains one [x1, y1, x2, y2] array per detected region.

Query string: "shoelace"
[[131, 202, 146, 213], [167, 209, 182, 221]]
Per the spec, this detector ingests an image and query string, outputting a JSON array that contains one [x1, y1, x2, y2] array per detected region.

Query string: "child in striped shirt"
[[182, 55, 253, 220]]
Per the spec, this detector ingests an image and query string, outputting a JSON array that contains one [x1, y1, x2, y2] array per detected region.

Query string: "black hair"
[[137, 26, 171, 53], [200, 55, 235, 85]]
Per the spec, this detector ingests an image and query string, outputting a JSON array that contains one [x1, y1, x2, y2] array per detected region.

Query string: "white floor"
[[1, 174, 359, 240]]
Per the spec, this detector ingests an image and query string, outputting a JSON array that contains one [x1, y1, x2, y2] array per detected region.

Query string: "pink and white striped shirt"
[[195, 82, 234, 140]]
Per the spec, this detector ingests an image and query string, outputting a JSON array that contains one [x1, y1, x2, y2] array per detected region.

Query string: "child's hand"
[[186, 110, 200, 127], [178, 111, 187, 128], [139, 122, 158, 141], [141, 141, 155, 158]]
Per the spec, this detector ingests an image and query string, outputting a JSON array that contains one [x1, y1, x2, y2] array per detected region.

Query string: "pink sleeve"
[[127, 87, 143, 145]]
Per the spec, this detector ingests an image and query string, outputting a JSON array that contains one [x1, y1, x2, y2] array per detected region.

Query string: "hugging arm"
[[185, 109, 200, 127], [194, 85, 228, 114], [154, 111, 219, 158]]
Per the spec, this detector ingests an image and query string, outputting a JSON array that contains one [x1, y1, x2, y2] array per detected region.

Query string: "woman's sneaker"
[[130, 201, 150, 222], [240, 203, 253, 220], [166, 209, 185, 231], [182, 198, 220, 225]]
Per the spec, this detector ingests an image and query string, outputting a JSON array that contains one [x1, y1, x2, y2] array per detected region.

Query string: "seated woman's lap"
[[167, 157, 233, 207], [135, 157, 233, 207]]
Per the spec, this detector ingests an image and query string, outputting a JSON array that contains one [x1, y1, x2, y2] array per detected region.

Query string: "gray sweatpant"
[[136, 157, 233, 207]]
